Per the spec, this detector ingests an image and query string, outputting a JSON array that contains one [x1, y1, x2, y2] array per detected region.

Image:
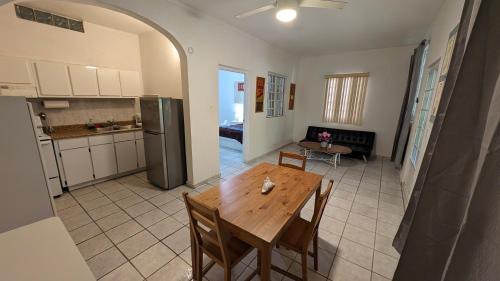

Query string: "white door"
[[68, 65, 99, 96], [34, 61, 72, 96], [97, 68, 122, 96], [120, 70, 143, 97], [90, 143, 117, 179], [60, 147, 94, 186], [136, 139, 146, 168], [115, 140, 138, 173]]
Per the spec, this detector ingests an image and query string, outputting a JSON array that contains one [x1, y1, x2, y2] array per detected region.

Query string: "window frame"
[[266, 72, 286, 118]]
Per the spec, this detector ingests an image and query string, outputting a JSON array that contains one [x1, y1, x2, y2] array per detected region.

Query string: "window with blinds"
[[267, 73, 286, 117], [323, 73, 369, 125]]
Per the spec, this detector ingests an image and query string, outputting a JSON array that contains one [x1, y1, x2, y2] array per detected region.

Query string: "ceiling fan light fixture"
[[276, 8, 297, 22]]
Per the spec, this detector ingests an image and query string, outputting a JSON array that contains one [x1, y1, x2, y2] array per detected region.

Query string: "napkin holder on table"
[[261, 176, 275, 194]]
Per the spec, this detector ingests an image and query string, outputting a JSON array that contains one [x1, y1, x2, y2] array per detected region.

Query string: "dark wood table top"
[[193, 162, 323, 245], [299, 141, 353, 154]]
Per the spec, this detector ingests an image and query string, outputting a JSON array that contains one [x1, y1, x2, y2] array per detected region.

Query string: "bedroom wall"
[[218, 70, 244, 125]]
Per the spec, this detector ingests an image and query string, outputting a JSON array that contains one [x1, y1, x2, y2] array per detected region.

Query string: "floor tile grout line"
[[369, 158, 383, 281]]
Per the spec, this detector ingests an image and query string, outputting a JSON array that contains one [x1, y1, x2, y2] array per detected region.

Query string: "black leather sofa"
[[300, 126, 376, 160]]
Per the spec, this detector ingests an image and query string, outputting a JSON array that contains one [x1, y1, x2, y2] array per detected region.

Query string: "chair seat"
[[278, 217, 312, 252], [202, 230, 253, 265]]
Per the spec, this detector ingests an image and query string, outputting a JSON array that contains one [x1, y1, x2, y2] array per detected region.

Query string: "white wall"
[[0, 3, 142, 72], [218, 70, 244, 125], [139, 30, 182, 98], [400, 0, 466, 201], [293, 46, 415, 157]]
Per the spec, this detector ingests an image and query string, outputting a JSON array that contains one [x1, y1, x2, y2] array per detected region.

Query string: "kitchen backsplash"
[[29, 98, 138, 126]]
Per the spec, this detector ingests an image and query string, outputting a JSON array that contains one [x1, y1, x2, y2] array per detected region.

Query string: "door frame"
[[217, 65, 250, 162]]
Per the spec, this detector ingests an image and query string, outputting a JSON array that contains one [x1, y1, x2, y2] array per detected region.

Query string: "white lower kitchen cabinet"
[[90, 143, 117, 179], [115, 140, 138, 173], [59, 147, 94, 186], [136, 139, 146, 168]]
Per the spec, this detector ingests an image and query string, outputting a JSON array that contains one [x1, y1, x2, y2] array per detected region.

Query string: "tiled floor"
[[54, 144, 403, 281]]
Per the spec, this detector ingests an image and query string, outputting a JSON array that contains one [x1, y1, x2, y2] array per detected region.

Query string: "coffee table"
[[298, 141, 352, 168]]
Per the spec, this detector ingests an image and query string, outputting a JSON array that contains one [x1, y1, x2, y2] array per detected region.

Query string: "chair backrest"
[[278, 151, 307, 171], [303, 180, 334, 249], [183, 192, 231, 265]]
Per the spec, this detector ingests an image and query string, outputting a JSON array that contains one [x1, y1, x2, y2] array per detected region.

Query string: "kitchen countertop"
[[49, 121, 142, 140]]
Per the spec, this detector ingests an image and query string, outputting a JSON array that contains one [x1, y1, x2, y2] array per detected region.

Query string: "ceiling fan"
[[235, 0, 347, 23]]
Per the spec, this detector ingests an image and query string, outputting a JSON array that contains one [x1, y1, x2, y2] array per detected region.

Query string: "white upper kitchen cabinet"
[[68, 65, 99, 96], [90, 143, 117, 179], [0, 56, 33, 84], [119, 70, 143, 97], [97, 68, 122, 97], [35, 61, 73, 97], [59, 147, 94, 186], [115, 140, 138, 173]]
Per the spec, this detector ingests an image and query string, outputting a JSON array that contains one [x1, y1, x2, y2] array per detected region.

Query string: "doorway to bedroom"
[[218, 68, 246, 178]]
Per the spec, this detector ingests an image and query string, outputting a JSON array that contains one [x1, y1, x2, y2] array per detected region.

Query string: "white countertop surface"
[[0, 217, 95, 281]]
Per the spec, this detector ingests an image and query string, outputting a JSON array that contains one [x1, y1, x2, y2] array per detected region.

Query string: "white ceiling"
[[19, 0, 153, 34], [176, 0, 446, 55]]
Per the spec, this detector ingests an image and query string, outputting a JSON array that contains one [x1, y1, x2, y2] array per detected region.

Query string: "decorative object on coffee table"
[[318, 131, 331, 148], [298, 141, 352, 168]]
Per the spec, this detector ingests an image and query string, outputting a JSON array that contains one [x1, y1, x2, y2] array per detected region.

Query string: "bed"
[[219, 123, 243, 143]]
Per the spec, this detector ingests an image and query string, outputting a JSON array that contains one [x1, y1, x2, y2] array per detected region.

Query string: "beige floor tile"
[[372, 251, 398, 279], [70, 222, 102, 244], [118, 230, 159, 259], [337, 238, 373, 270], [328, 197, 353, 211], [87, 247, 127, 279], [71, 186, 98, 198], [236, 266, 282, 281], [333, 190, 356, 201], [378, 202, 404, 216], [148, 217, 183, 239], [353, 195, 378, 209], [95, 180, 126, 194], [148, 193, 177, 207], [62, 212, 93, 231], [293, 247, 334, 277], [318, 229, 341, 254], [96, 210, 131, 231], [205, 261, 246, 281], [106, 220, 144, 244], [319, 216, 345, 236], [136, 209, 168, 228], [88, 203, 121, 220], [335, 183, 358, 193], [74, 189, 103, 203], [80, 196, 112, 211], [162, 227, 191, 254], [350, 202, 378, 220], [286, 261, 327, 281], [137, 188, 164, 200], [342, 224, 375, 248], [100, 262, 144, 281], [77, 233, 113, 260], [340, 178, 360, 187], [328, 257, 371, 281], [131, 242, 176, 277], [57, 204, 86, 220], [371, 272, 391, 281], [374, 233, 400, 259], [147, 257, 192, 281], [54, 195, 78, 210], [379, 193, 404, 207], [125, 201, 156, 218], [347, 213, 377, 232], [116, 193, 145, 209], [172, 209, 189, 225], [358, 182, 380, 193], [376, 221, 399, 239], [158, 199, 185, 215], [107, 189, 135, 202], [356, 189, 380, 200]]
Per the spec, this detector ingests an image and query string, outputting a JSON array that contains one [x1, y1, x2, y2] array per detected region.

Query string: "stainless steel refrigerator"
[[140, 97, 186, 189], [0, 96, 55, 233]]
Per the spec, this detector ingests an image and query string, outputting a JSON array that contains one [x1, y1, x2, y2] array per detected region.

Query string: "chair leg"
[[196, 246, 203, 280], [301, 251, 308, 281], [224, 265, 231, 281], [313, 233, 319, 271]]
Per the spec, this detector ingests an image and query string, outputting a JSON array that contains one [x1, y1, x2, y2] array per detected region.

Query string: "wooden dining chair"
[[278, 151, 307, 171], [183, 192, 258, 281], [272, 180, 334, 281]]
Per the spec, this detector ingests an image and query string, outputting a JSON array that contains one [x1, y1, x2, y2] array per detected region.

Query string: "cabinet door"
[[60, 147, 94, 186], [119, 70, 143, 97], [35, 61, 72, 96], [97, 68, 122, 96], [115, 140, 138, 173], [90, 143, 117, 179], [68, 65, 99, 96], [0, 56, 33, 84], [136, 139, 146, 168]]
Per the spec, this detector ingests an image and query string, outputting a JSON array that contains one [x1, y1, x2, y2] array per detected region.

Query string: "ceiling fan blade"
[[299, 0, 347, 9], [235, 4, 276, 19]]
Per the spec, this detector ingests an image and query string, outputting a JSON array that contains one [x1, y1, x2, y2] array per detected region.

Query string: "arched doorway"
[[1, 0, 194, 184]]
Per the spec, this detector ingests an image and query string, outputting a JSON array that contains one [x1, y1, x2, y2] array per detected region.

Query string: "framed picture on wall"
[[288, 83, 296, 110], [255, 76, 265, 112]]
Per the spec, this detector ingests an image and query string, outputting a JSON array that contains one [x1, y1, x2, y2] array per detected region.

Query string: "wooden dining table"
[[193, 162, 323, 281]]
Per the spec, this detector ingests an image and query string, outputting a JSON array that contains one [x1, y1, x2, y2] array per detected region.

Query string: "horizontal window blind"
[[323, 73, 369, 125]]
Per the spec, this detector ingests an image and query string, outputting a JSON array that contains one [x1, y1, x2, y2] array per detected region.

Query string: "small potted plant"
[[318, 131, 331, 148]]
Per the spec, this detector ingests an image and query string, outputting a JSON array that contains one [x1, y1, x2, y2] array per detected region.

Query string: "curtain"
[[393, 0, 500, 280], [393, 41, 427, 167]]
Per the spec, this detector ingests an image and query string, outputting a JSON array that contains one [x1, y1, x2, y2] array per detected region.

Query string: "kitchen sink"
[[92, 125, 139, 133]]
